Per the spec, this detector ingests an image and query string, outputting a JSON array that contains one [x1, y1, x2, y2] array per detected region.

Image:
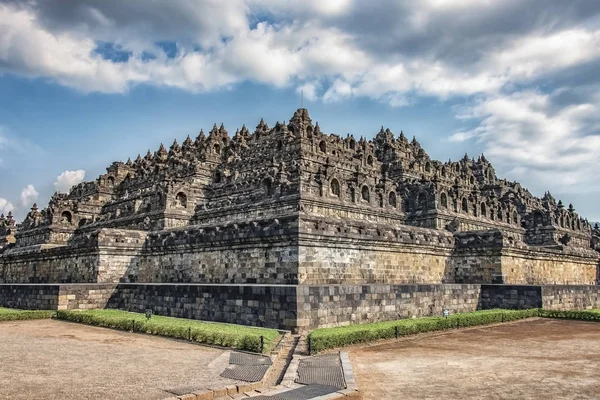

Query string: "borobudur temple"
[[1, 108, 598, 331]]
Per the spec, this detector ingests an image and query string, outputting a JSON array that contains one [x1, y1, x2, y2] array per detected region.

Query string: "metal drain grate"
[[298, 354, 340, 368], [295, 355, 345, 389], [220, 364, 270, 382], [249, 384, 340, 400], [230, 352, 272, 366]]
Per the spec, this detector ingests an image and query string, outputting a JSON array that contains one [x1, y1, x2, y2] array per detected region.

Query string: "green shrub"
[[308, 308, 540, 353], [0, 307, 55, 322], [539, 309, 600, 321], [56, 309, 280, 353]]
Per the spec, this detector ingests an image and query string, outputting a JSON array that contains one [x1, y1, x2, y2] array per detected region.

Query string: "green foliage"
[[55, 309, 280, 353], [539, 309, 600, 321], [0, 307, 55, 322], [308, 308, 540, 353]]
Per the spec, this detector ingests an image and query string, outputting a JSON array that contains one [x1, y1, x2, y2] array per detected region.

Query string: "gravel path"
[[0, 319, 241, 400]]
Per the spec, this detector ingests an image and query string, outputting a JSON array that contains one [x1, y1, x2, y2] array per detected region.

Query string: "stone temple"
[[1, 108, 599, 331]]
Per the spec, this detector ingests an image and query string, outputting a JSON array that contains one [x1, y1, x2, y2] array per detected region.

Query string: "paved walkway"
[[0, 319, 242, 400]]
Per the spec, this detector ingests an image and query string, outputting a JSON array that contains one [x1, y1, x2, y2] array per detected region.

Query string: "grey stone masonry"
[[542, 285, 600, 310], [0, 108, 597, 287], [295, 284, 482, 330], [0, 284, 61, 309], [0, 108, 599, 331], [479, 285, 542, 309], [2, 283, 600, 331], [0, 284, 116, 310], [108, 283, 299, 330]]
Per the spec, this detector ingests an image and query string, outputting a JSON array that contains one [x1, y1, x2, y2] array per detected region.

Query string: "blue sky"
[[1, 0, 600, 222]]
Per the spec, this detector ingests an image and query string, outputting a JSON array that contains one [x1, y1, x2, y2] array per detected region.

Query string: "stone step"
[[295, 335, 310, 356], [263, 334, 300, 387]]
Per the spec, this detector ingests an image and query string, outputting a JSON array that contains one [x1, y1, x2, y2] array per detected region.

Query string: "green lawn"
[[308, 308, 540, 353], [0, 307, 55, 322], [56, 309, 281, 354]]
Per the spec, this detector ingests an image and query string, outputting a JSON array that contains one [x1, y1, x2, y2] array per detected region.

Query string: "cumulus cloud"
[[20, 184, 38, 207], [0, 2, 363, 93], [0, 198, 14, 215], [54, 170, 86, 193], [450, 89, 600, 192], [296, 82, 318, 102], [1, 0, 600, 197], [488, 29, 600, 81], [1, 1, 599, 101], [323, 79, 354, 103]]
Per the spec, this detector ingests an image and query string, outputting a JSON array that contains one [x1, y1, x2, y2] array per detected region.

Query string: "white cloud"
[[448, 130, 477, 142], [251, 0, 352, 17], [0, 198, 14, 215], [54, 170, 86, 193], [452, 90, 600, 192], [323, 79, 354, 103], [20, 184, 38, 207], [0, 5, 131, 93], [489, 30, 600, 80], [426, 0, 487, 9], [1, 1, 599, 105], [296, 82, 318, 102], [0, 4, 370, 94], [1, 0, 600, 213]]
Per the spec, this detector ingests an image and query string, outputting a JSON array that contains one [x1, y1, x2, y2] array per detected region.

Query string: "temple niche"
[[0, 108, 597, 286]]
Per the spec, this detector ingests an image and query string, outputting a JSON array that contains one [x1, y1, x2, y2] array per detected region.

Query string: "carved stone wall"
[[0, 108, 598, 288], [450, 230, 598, 285], [298, 244, 453, 285], [297, 215, 455, 284], [501, 251, 597, 285], [0, 229, 147, 284], [0, 250, 100, 283], [134, 243, 299, 284]]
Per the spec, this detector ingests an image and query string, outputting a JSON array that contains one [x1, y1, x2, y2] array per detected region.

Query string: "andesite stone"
[[0, 109, 598, 330]]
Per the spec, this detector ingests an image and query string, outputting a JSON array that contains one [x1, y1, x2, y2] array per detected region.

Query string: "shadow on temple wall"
[[475, 284, 543, 312], [441, 256, 457, 284], [443, 255, 505, 286]]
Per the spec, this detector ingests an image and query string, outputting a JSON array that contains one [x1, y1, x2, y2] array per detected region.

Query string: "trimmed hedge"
[[0, 307, 55, 322], [56, 309, 280, 353], [539, 309, 600, 321], [308, 309, 540, 353]]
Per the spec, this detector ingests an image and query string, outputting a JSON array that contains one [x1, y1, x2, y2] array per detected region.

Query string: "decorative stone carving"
[[1, 107, 598, 288], [445, 218, 460, 233], [559, 233, 572, 246]]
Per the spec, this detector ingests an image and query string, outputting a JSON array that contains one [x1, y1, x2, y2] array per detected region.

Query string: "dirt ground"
[[349, 318, 600, 400], [0, 319, 241, 400]]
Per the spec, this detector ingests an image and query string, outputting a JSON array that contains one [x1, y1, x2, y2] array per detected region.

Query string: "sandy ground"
[[0, 319, 241, 400], [349, 318, 600, 400]]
